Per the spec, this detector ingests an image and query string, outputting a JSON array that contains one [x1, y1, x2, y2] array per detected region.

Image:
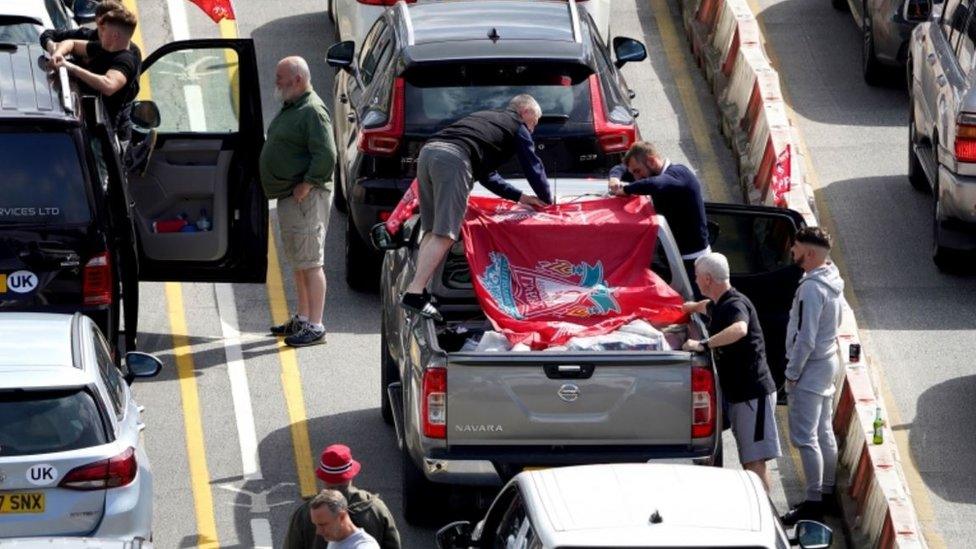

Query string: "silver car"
[[0, 313, 162, 540], [909, 0, 976, 269]]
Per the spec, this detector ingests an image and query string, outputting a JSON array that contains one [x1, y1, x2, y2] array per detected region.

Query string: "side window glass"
[[959, 10, 976, 73], [588, 18, 630, 121], [45, 0, 71, 29], [361, 27, 393, 87], [708, 212, 796, 274], [141, 47, 241, 133], [93, 327, 125, 418], [944, 0, 963, 37], [358, 20, 387, 75], [949, 0, 972, 49], [493, 493, 528, 549]]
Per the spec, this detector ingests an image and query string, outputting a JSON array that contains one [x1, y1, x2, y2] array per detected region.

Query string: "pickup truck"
[[375, 180, 805, 525]]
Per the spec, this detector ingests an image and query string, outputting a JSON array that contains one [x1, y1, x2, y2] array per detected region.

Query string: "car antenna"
[[488, 27, 500, 42], [648, 510, 663, 524]]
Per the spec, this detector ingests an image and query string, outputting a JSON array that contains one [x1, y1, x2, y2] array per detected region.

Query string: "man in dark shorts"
[[399, 94, 553, 321], [682, 252, 781, 492], [49, 7, 141, 137]]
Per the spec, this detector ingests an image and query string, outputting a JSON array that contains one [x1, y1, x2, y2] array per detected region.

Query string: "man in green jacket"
[[259, 56, 336, 347], [283, 444, 401, 549]]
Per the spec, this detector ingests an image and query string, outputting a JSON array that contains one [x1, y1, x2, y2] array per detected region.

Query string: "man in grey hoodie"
[[781, 227, 845, 525]]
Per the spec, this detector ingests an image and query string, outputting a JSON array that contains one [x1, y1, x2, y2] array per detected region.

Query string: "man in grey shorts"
[[399, 95, 553, 320], [683, 253, 781, 493], [259, 56, 336, 347]]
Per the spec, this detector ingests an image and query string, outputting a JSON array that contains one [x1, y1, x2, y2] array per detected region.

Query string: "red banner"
[[462, 195, 687, 349], [188, 0, 236, 23]]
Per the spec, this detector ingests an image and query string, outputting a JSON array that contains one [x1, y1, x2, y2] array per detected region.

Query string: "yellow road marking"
[[214, 15, 319, 499], [649, 0, 734, 202], [267, 233, 318, 498], [165, 283, 221, 548], [743, 0, 946, 545], [125, 1, 218, 544]]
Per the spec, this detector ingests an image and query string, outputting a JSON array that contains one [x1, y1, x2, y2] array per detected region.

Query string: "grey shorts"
[[276, 186, 331, 270], [417, 142, 474, 240], [728, 392, 782, 464]]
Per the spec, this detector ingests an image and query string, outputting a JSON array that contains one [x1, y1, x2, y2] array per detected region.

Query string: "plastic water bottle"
[[196, 208, 212, 231]]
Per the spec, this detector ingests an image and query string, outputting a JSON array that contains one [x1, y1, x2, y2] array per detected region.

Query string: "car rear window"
[[0, 389, 107, 456], [0, 20, 41, 43], [403, 62, 593, 132], [0, 132, 92, 225]]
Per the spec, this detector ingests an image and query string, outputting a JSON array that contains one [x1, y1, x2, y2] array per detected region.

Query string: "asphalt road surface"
[[125, 0, 837, 546], [748, 0, 976, 546]]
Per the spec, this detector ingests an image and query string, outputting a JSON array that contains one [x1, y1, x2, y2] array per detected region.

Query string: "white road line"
[[165, 0, 191, 41], [215, 283, 262, 481], [251, 518, 273, 549], [184, 84, 208, 132]]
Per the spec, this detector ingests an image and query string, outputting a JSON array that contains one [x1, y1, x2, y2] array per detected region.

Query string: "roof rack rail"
[[397, 0, 415, 46], [567, 0, 582, 43], [57, 64, 73, 114]]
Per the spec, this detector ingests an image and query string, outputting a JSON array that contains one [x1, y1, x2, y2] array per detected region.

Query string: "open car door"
[[128, 39, 267, 282], [705, 203, 806, 389]]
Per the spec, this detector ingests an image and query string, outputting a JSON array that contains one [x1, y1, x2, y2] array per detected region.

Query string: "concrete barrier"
[[675, 0, 928, 546]]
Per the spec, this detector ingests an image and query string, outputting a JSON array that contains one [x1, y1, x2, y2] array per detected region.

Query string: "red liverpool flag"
[[462, 195, 687, 349], [188, 0, 236, 23]]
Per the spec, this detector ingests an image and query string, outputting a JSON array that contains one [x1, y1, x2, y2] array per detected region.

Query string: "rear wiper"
[[0, 43, 19, 52], [540, 114, 570, 123]]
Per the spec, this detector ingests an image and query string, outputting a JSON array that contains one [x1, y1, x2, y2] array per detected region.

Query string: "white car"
[[329, 0, 611, 46], [437, 464, 834, 548], [0, 0, 83, 44], [0, 313, 162, 541]]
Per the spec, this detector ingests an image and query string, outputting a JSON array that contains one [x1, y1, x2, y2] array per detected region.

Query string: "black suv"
[[0, 39, 269, 355], [327, 0, 648, 290]]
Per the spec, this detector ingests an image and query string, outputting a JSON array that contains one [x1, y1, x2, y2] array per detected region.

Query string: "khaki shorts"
[[276, 186, 331, 270], [417, 142, 474, 241]]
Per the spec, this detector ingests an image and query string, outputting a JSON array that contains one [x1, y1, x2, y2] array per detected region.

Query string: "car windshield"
[[0, 389, 107, 456], [0, 17, 42, 43], [0, 132, 92, 225], [403, 62, 593, 132]]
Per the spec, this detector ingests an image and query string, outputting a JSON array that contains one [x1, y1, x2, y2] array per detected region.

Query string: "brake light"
[[358, 78, 405, 156], [422, 367, 447, 438], [59, 447, 137, 490], [956, 123, 976, 163], [83, 252, 113, 306], [588, 75, 636, 154], [356, 0, 415, 4], [691, 366, 716, 438]]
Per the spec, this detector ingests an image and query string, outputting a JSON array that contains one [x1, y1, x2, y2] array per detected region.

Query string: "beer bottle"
[[872, 406, 884, 445]]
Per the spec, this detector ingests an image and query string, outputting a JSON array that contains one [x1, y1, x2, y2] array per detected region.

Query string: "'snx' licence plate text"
[[0, 492, 45, 514]]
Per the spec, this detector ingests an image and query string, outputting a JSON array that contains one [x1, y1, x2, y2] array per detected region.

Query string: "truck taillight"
[[588, 74, 636, 154], [691, 366, 716, 439], [358, 78, 405, 156], [956, 123, 976, 163], [59, 447, 137, 490], [83, 252, 113, 306], [422, 367, 447, 439]]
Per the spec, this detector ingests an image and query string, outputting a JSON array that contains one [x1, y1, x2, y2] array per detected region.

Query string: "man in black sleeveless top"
[[399, 94, 553, 321]]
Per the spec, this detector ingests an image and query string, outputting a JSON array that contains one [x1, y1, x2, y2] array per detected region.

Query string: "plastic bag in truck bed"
[[461, 195, 687, 349]]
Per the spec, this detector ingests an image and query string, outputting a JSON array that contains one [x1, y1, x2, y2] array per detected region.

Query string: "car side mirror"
[[326, 40, 356, 72], [613, 37, 648, 68], [436, 521, 474, 548], [791, 520, 833, 548], [903, 0, 933, 21], [130, 100, 161, 130], [72, 0, 98, 23], [370, 223, 404, 251], [124, 352, 163, 384]]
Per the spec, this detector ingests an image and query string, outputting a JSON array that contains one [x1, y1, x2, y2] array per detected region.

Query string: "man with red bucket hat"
[[284, 444, 401, 549]]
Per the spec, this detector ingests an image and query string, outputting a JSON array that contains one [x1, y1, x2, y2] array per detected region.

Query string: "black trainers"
[[781, 500, 824, 526], [284, 324, 326, 347], [270, 315, 305, 337], [399, 292, 444, 322], [820, 491, 842, 517]]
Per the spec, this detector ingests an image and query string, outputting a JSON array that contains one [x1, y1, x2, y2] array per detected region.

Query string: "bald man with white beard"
[[259, 56, 337, 347]]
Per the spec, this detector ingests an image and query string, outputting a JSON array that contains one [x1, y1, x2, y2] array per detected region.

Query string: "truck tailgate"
[[446, 353, 692, 446]]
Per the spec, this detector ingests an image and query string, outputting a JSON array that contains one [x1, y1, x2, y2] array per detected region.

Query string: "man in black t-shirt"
[[682, 252, 781, 493], [49, 7, 141, 132]]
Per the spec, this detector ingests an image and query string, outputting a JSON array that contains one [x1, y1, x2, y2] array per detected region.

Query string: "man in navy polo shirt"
[[609, 141, 710, 297]]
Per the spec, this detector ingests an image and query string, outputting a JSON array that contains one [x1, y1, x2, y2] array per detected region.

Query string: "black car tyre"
[[862, 14, 883, 86], [333, 161, 348, 214], [932, 167, 960, 272], [345, 214, 381, 292], [401, 444, 450, 526], [908, 106, 929, 192], [380, 319, 398, 425]]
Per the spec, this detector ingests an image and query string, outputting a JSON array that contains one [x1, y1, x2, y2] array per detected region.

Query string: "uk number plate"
[[0, 492, 45, 514]]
